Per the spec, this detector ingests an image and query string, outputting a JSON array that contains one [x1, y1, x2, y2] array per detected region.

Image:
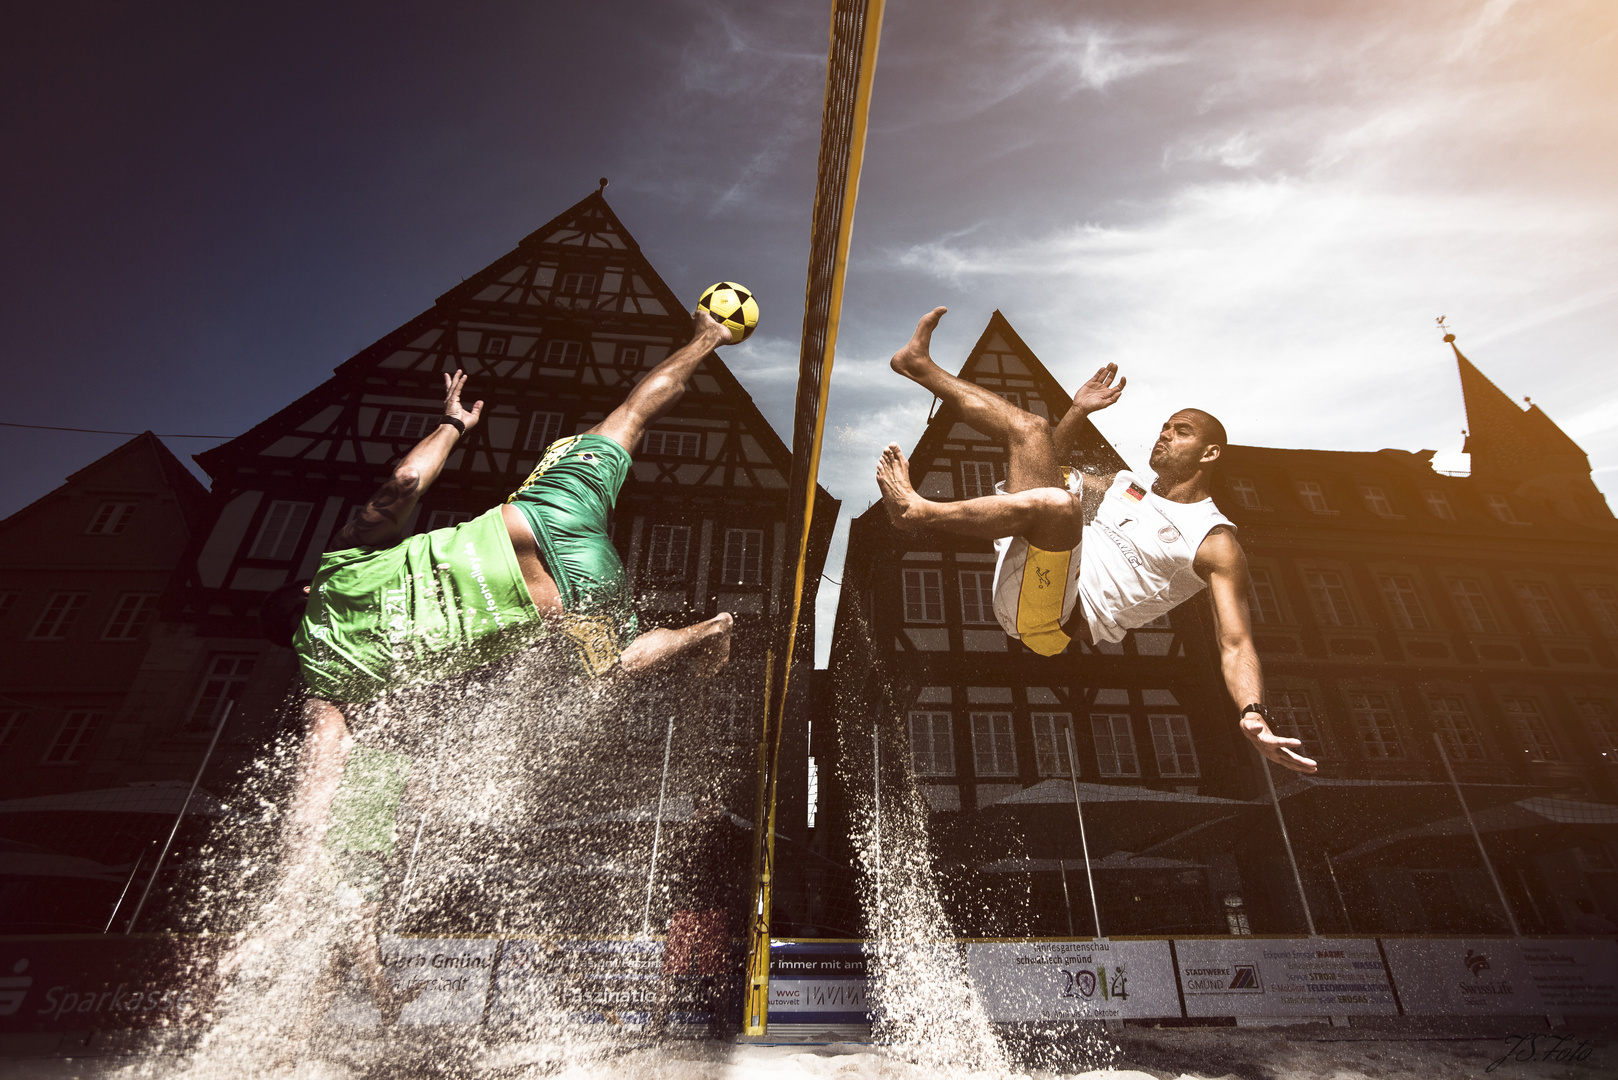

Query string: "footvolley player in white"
[[875, 308, 1316, 774]]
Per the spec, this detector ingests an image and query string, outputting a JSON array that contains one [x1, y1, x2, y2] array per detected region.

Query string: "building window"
[[997, 390, 1022, 409], [0, 711, 24, 753], [185, 655, 256, 733], [1580, 585, 1618, 638], [1423, 490, 1455, 520], [102, 594, 159, 641], [29, 593, 87, 640], [902, 569, 944, 623], [970, 712, 1017, 777], [484, 335, 508, 356], [1360, 486, 1396, 516], [1303, 570, 1356, 627], [1268, 689, 1322, 746], [1247, 567, 1284, 625], [1485, 494, 1526, 523], [558, 272, 598, 298], [909, 711, 955, 776], [958, 571, 996, 625], [425, 510, 474, 530], [721, 528, 764, 585], [1501, 697, 1559, 761], [1295, 481, 1332, 513], [1378, 574, 1431, 630], [248, 501, 313, 561], [1513, 582, 1567, 636], [1149, 714, 1200, 777], [524, 411, 565, 453], [1348, 692, 1404, 758], [1576, 700, 1618, 757], [1427, 695, 1486, 761], [1448, 579, 1501, 633], [1091, 713, 1140, 777], [618, 345, 643, 367], [1230, 478, 1263, 510], [86, 501, 138, 535], [960, 460, 1003, 499], [380, 411, 436, 440], [543, 340, 585, 366], [1031, 713, 1075, 776], [646, 524, 692, 581], [42, 711, 103, 765], [642, 429, 702, 458]]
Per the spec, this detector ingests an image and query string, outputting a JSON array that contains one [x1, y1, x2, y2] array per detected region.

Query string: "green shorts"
[[506, 434, 639, 660]]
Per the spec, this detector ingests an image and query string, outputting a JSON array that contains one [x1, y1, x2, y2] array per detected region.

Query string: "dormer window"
[[1295, 481, 1333, 513], [1423, 490, 1455, 520], [1359, 486, 1396, 517], [1230, 478, 1264, 510], [1485, 494, 1525, 524]]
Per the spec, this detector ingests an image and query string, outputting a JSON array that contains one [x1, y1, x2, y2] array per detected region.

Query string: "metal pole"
[[1058, 860, 1075, 937], [1433, 732, 1521, 936], [103, 840, 155, 934], [126, 700, 233, 934], [1064, 726, 1103, 938], [1261, 758, 1317, 936], [1323, 850, 1353, 934], [871, 725, 882, 941], [641, 716, 676, 939]]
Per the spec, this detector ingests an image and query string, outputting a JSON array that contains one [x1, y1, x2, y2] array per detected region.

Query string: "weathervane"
[[1436, 315, 1455, 344]]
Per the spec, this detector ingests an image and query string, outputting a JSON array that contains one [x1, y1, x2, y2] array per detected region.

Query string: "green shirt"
[[293, 508, 545, 703]]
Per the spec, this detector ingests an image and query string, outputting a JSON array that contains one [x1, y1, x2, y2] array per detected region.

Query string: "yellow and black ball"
[[697, 281, 760, 343]]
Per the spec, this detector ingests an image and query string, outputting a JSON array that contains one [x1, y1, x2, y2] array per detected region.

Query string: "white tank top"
[[1079, 470, 1235, 644]]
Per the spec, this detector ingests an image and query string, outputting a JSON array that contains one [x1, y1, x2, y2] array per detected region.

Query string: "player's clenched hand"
[[1241, 714, 1318, 773], [443, 370, 484, 431], [1072, 363, 1126, 415]]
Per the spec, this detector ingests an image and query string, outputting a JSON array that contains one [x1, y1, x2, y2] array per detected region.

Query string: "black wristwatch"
[[439, 415, 466, 435], [1239, 702, 1269, 721]]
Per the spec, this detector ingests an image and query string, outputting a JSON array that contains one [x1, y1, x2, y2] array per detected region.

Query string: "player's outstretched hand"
[[1241, 713, 1318, 774], [443, 370, 484, 431], [692, 307, 735, 347], [1073, 363, 1126, 415]]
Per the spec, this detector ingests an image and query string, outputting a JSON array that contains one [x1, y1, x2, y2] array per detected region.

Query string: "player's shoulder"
[[1194, 522, 1245, 569]]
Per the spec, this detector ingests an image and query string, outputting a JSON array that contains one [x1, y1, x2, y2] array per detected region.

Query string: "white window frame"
[[1423, 490, 1455, 521], [380, 411, 436, 440], [524, 411, 565, 453], [1448, 578, 1500, 633], [1378, 574, 1431, 630], [1427, 695, 1486, 762], [1230, 478, 1264, 510], [1575, 699, 1618, 757], [185, 654, 256, 734], [558, 271, 598, 298], [909, 711, 955, 777], [1031, 713, 1075, 777], [1091, 713, 1140, 777], [721, 528, 764, 586], [543, 340, 585, 366], [1485, 493, 1523, 524], [901, 568, 944, 623], [484, 334, 509, 356], [1304, 569, 1356, 627], [1149, 713, 1200, 778], [30, 592, 87, 640], [86, 500, 138, 535], [970, 712, 1018, 777], [1268, 689, 1322, 747], [248, 500, 314, 561], [646, 524, 692, 581], [642, 429, 702, 458], [1500, 696, 1559, 761], [42, 711, 103, 765], [102, 593, 160, 641], [618, 344, 643, 367], [1247, 567, 1284, 625], [958, 570, 996, 626], [1348, 692, 1404, 759], [1295, 480, 1333, 513], [1513, 581, 1567, 636], [1360, 486, 1396, 517], [960, 460, 1002, 499]]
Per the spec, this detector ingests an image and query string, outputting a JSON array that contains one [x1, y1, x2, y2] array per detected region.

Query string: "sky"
[[3, 0, 1615, 664]]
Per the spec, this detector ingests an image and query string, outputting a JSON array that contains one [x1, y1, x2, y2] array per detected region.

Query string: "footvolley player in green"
[[236, 310, 737, 1025]]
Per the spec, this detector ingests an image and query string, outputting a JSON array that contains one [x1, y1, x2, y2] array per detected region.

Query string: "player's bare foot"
[[692, 308, 734, 347], [875, 443, 927, 530], [890, 307, 947, 381], [692, 612, 733, 678]]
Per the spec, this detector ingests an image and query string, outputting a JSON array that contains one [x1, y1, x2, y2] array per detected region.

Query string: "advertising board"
[[1175, 937, 1397, 1018], [0, 936, 219, 1034], [963, 939, 1180, 1021], [768, 941, 870, 1028], [1382, 938, 1618, 1017], [328, 936, 497, 1026]]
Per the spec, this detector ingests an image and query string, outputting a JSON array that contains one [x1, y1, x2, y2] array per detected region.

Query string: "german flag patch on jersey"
[[1124, 482, 1147, 503]]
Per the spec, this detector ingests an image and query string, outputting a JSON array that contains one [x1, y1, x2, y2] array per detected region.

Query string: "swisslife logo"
[[1182, 963, 1264, 994]]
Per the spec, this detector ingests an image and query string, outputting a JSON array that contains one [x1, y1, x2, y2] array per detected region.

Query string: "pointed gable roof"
[[907, 310, 1126, 498], [1454, 341, 1590, 484], [0, 432, 209, 537]]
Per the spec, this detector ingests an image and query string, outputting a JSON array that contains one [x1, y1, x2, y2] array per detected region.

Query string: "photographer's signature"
[[1487, 1033, 1598, 1072]]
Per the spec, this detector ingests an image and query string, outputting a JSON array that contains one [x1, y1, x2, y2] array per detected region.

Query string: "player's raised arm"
[[1054, 363, 1126, 462], [1197, 528, 1318, 774], [328, 371, 484, 551]]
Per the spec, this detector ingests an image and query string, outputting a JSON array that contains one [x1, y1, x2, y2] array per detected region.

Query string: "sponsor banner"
[[769, 942, 870, 1025], [0, 936, 220, 1033], [1176, 938, 1397, 1017], [328, 936, 496, 1027], [964, 940, 1180, 1021], [489, 938, 673, 1029], [1382, 938, 1618, 1016]]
